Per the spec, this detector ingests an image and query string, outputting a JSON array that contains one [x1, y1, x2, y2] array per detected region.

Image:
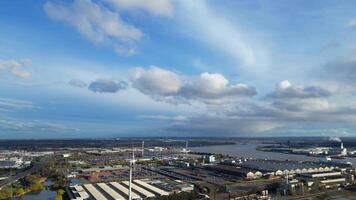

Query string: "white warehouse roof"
[[97, 183, 125, 200], [83, 184, 108, 200], [134, 180, 170, 196], [122, 181, 155, 198], [110, 182, 141, 200]]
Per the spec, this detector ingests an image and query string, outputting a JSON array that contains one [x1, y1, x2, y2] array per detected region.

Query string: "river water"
[[12, 180, 56, 200], [190, 143, 356, 165]]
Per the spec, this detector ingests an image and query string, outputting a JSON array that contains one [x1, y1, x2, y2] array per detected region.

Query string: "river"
[[190, 143, 356, 165], [11, 180, 56, 200]]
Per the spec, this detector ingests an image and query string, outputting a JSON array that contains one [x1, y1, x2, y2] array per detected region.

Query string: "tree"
[[13, 187, 25, 196], [54, 189, 65, 200], [0, 186, 12, 199], [25, 175, 44, 191]]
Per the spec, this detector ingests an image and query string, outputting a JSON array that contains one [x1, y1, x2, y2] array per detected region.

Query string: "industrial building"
[[133, 180, 170, 196], [203, 164, 263, 179], [0, 158, 27, 169], [66, 185, 90, 200], [67, 179, 171, 200], [237, 159, 342, 176]]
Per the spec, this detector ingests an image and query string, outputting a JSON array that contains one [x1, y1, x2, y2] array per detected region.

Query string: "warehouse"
[[301, 171, 342, 178], [122, 181, 155, 198], [203, 164, 262, 179], [97, 183, 126, 200], [66, 185, 90, 200], [67, 179, 179, 200], [238, 160, 337, 175], [83, 184, 108, 200], [110, 182, 141, 199], [134, 179, 170, 196]]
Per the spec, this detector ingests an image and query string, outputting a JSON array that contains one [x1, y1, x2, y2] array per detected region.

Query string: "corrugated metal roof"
[[83, 184, 108, 200], [110, 182, 141, 199], [134, 180, 169, 196], [97, 183, 126, 200], [122, 181, 155, 198], [73, 185, 90, 199]]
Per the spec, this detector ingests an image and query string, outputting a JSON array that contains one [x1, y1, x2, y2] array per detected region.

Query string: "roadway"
[[0, 156, 51, 189]]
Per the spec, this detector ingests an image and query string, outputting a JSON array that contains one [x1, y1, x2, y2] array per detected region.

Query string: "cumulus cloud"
[[132, 66, 182, 95], [268, 80, 331, 99], [44, 0, 143, 55], [0, 59, 32, 79], [132, 66, 256, 103], [88, 79, 128, 93], [106, 0, 174, 17], [68, 79, 87, 88], [180, 72, 256, 99]]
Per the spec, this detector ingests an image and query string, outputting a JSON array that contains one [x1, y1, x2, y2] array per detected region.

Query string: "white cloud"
[[106, 0, 174, 17], [131, 66, 256, 103], [0, 59, 32, 79], [44, 0, 143, 55], [180, 72, 256, 99], [132, 66, 182, 95]]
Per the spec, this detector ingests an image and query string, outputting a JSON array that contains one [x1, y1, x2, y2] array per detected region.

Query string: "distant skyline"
[[1, 0, 356, 138]]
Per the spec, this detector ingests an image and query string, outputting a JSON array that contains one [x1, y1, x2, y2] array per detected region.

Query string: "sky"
[[1, 0, 356, 138]]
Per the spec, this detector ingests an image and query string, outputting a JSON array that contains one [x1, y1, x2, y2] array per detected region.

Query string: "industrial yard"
[[1, 138, 356, 200]]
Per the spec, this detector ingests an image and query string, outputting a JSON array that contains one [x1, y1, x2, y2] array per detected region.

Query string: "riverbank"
[[0, 176, 50, 200]]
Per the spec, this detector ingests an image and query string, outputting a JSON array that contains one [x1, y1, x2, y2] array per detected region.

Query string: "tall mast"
[[129, 151, 135, 200]]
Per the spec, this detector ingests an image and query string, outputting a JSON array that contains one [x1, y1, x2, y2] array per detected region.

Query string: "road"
[[0, 156, 50, 189]]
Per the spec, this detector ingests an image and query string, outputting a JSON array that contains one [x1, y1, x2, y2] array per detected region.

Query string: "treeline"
[[0, 174, 45, 199]]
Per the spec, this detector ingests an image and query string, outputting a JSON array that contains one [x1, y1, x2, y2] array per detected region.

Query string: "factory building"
[[66, 185, 90, 200], [297, 171, 352, 189], [0, 158, 25, 169], [133, 180, 170, 196], [203, 155, 216, 164], [204, 164, 263, 180], [237, 160, 341, 176], [67, 179, 172, 200]]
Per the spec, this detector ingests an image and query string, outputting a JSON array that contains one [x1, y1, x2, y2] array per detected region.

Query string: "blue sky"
[[1, 0, 356, 138]]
